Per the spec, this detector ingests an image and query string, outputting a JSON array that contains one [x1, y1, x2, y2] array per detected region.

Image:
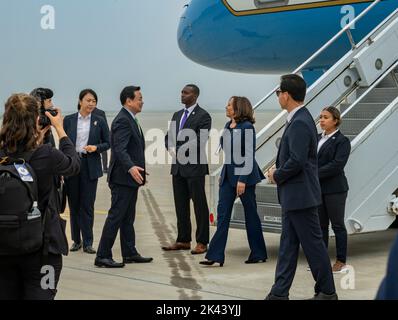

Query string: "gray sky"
[[0, 0, 280, 112]]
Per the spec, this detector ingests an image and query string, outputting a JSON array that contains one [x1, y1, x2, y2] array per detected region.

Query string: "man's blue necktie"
[[179, 109, 189, 131]]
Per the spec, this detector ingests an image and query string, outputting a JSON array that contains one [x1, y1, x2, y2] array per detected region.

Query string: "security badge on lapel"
[[14, 163, 33, 182]]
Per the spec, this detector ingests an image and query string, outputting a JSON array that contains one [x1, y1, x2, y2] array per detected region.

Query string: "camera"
[[30, 88, 58, 128], [39, 107, 58, 128]]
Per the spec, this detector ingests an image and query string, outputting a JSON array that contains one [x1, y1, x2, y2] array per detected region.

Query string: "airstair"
[[209, 0, 398, 234]]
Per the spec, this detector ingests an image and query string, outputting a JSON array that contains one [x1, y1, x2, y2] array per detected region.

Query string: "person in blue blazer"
[[317, 106, 351, 273], [200, 96, 267, 267], [266, 74, 337, 300], [63, 89, 110, 254]]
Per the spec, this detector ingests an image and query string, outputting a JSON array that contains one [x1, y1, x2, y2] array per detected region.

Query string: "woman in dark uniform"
[[317, 106, 351, 273]]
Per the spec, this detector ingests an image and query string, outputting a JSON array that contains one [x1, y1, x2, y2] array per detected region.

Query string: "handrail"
[[340, 60, 398, 119], [253, 0, 382, 111]]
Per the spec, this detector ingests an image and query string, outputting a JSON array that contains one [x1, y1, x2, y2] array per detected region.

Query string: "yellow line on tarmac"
[[62, 209, 109, 216]]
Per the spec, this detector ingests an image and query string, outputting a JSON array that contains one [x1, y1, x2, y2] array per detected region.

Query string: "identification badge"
[[14, 164, 34, 182]]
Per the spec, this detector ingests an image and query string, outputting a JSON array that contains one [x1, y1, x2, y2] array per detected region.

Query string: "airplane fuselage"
[[178, 0, 398, 73]]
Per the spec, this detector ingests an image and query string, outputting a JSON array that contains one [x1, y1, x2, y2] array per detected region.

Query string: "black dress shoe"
[[94, 257, 125, 268], [199, 260, 223, 267], [265, 293, 289, 300], [245, 258, 267, 264], [70, 242, 82, 252], [83, 246, 97, 254], [123, 254, 153, 263], [309, 292, 338, 300]]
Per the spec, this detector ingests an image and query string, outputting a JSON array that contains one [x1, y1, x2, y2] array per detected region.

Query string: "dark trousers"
[[65, 158, 98, 247], [101, 151, 108, 172], [97, 184, 139, 259], [318, 192, 348, 263], [271, 207, 336, 297], [206, 182, 267, 264], [0, 252, 62, 300], [172, 173, 209, 245]]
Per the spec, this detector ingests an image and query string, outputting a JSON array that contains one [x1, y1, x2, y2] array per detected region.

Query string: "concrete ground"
[[57, 163, 397, 300]]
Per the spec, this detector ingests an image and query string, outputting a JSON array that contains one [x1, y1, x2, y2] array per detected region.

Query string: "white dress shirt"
[[179, 104, 197, 129], [76, 113, 91, 153], [317, 129, 339, 153], [286, 105, 304, 123]]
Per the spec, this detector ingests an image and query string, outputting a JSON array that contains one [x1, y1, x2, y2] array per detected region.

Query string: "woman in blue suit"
[[200, 96, 267, 267]]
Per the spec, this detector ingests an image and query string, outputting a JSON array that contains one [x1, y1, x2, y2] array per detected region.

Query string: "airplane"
[[177, 0, 398, 233], [178, 0, 398, 82]]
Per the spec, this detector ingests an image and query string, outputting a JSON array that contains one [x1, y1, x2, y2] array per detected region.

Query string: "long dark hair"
[[231, 96, 256, 124], [78, 88, 98, 110], [0, 94, 40, 153]]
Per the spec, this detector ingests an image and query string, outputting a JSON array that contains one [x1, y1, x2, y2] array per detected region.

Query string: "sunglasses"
[[276, 89, 284, 97]]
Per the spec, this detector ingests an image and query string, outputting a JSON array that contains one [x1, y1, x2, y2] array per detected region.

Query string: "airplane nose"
[[177, 9, 193, 59]]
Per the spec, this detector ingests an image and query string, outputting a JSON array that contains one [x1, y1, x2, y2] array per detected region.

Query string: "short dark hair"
[[322, 106, 342, 127], [78, 89, 98, 110], [280, 74, 307, 102], [231, 96, 255, 124], [186, 84, 200, 97], [120, 86, 141, 106]]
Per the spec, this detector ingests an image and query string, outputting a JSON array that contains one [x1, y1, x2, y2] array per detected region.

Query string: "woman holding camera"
[[0, 93, 80, 300]]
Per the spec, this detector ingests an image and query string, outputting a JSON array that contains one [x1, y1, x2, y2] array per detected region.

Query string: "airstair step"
[[345, 135, 357, 141], [232, 202, 282, 233], [339, 118, 372, 136], [376, 74, 398, 88], [356, 87, 398, 103], [255, 183, 279, 204], [342, 103, 389, 119]]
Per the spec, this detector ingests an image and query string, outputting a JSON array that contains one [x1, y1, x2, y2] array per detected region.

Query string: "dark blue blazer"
[[376, 234, 398, 300], [220, 120, 265, 187], [64, 112, 110, 180], [274, 107, 322, 212], [108, 108, 145, 188], [317, 130, 351, 194]]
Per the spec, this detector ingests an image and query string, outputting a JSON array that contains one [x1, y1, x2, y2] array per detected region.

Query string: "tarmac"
[[55, 111, 398, 300]]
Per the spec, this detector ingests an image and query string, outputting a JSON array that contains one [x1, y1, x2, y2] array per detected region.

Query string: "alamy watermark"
[[146, 123, 255, 175], [41, 5, 55, 30], [341, 5, 356, 30], [41, 265, 55, 290]]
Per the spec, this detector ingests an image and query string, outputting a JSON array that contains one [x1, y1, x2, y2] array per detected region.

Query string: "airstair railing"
[[253, 0, 382, 112]]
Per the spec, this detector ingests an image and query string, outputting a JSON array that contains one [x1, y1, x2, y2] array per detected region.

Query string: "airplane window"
[[254, 0, 289, 9], [224, 0, 334, 12]]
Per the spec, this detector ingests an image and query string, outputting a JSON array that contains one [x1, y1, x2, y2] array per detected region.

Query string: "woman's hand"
[[237, 181, 246, 197], [84, 145, 98, 153], [37, 126, 51, 146], [45, 108, 67, 140]]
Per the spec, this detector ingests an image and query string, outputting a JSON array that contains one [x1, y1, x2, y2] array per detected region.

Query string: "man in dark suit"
[[92, 107, 109, 174], [64, 89, 110, 254], [266, 74, 337, 300], [162, 84, 212, 254], [95, 86, 153, 268]]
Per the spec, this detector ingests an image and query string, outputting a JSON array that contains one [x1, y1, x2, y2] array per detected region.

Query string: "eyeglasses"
[[276, 89, 284, 97]]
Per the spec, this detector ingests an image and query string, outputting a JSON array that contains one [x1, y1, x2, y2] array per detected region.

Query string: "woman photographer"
[[0, 93, 80, 300]]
